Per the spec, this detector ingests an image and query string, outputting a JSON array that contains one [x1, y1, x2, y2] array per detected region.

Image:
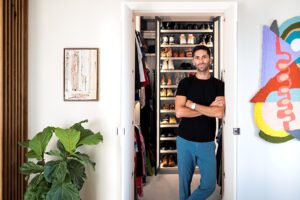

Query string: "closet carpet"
[[139, 174, 221, 200]]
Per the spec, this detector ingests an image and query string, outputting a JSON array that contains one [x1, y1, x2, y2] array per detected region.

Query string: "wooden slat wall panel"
[[0, 0, 3, 199], [3, 0, 28, 199]]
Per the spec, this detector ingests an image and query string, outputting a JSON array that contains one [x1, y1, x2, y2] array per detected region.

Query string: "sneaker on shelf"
[[161, 74, 166, 85], [167, 75, 172, 85], [199, 34, 206, 45], [160, 88, 167, 97], [204, 23, 209, 30], [161, 133, 167, 137], [168, 59, 175, 70], [200, 24, 205, 30], [169, 116, 177, 123], [185, 48, 193, 57], [180, 34, 186, 44], [167, 132, 175, 137], [166, 48, 172, 57], [168, 155, 176, 167], [162, 103, 169, 110], [161, 48, 167, 57], [187, 34, 195, 45], [167, 89, 174, 97], [161, 115, 170, 124], [161, 155, 168, 167], [206, 35, 213, 46], [179, 49, 185, 57], [169, 104, 175, 110], [169, 35, 175, 45], [162, 36, 168, 45], [173, 48, 179, 57], [162, 60, 168, 70], [193, 24, 199, 29]]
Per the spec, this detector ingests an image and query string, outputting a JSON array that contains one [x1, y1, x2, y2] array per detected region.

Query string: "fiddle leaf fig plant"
[[19, 119, 103, 200]]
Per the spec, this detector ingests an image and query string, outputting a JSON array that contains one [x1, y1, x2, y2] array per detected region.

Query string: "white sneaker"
[[206, 35, 213, 46], [168, 59, 174, 70], [187, 34, 195, 45], [162, 36, 168, 45], [162, 60, 168, 70], [180, 34, 186, 44], [169, 36, 175, 44]]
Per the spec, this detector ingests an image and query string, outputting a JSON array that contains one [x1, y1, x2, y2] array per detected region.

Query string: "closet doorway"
[[120, 2, 238, 200]]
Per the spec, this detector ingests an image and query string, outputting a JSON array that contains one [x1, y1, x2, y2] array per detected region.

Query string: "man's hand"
[[185, 100, 194, 109], [210, 96, 225, 107]]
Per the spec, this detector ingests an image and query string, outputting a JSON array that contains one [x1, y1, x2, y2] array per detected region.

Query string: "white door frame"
[[121, 2, 238, 200]]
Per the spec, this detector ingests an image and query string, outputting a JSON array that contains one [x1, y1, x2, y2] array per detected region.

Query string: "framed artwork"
[[64, 48, 99, 101]]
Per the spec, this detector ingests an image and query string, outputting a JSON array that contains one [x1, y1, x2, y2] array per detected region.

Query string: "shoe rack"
[[156, 18, 219, 173]]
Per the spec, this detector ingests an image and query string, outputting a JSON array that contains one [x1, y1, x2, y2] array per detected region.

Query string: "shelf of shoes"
[[160, 69, 213, 73], [160, 109, 176, 113], [160, 84, 177, 88], [160, 124, 179, 128], [160, 97, 175, 100], [161, 44, 213, 48], [160, 57, 192, 60], [160, 136, 177, 141], [160, 149, 177, 153], [145, 53, 155, 57], [160, 29, 213, 33]]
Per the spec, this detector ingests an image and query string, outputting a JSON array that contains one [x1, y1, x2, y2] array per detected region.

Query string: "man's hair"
[[192, 45, 211, 58]]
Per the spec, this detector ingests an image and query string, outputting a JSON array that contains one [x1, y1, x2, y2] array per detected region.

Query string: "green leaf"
[[71, 152, 96, 170], [67, 159, 86, 190], [55, 128, 80, 153], [47, 181, 80, 200], [28, 127, 54, 159], [25, 175, 50, 200], [57, 140, 67, 157], [77, 132, 103, 146], [44, 160, 68, 183], [20, 162, 44, 175], [18, 140, 30, 148], [46, 150, 64, 159], [26, 150, 42, 160]]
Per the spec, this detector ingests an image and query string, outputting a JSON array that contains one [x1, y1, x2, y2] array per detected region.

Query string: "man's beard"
[[196, 63, 210, 72]]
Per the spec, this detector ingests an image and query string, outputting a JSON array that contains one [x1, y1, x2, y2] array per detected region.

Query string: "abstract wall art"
[[250, 17, 300, 143]]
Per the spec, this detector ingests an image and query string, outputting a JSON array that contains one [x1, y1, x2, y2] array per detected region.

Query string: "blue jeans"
[[176, 136, 216, 200]]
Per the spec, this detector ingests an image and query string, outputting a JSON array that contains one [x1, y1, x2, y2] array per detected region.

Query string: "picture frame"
[[64, 48, 99, 101]]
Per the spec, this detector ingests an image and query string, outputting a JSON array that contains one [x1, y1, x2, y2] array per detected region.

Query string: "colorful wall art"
[[250, 17, 300, 143]]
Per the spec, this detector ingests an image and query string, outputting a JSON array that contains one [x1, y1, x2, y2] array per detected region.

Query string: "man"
[[175, 45, 225, 200]]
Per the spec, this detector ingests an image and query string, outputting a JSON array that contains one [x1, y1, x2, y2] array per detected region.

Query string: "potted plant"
[[19, 119, 103, 200]]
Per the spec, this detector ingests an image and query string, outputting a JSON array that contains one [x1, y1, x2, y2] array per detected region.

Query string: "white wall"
[[28, 0, 300, 200], [28, 0, 123, 199], [236, 0, 300, 199]]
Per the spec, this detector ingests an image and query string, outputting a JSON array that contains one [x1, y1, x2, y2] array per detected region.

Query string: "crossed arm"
[[175, 95, 225, 119]]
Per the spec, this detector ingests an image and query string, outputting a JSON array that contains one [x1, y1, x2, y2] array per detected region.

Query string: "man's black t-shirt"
[[176, 76, 224, 142]]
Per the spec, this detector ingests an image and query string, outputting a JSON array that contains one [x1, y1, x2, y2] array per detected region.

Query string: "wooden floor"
[[139, 174, 221, 200]]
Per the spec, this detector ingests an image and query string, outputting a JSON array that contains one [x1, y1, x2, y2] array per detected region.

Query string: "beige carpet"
[[139, 174, 221, 200]]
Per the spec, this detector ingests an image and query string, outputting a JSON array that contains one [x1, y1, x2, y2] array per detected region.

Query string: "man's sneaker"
[[168, 59, 175, 70], [162, 36, 168, 45], [160, 89, 167, 97], [161, 74, 166, 85], [162, 60, 168, 70], [180, 34, 186, 44], [169, 35, 175, 44], [166, 48, 172, 57], [169, 116, 177, 123], [167, 75, 172, 85], [187, 34, 195, 45], [167, 89, 174, 97], [199, 34, 206, 45], [206, 35, 213, 46]]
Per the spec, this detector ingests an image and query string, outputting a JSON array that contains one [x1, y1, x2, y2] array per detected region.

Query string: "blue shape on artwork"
[[261, 26, 300, 87], [288, 129, 300, 140], [279, 16, 300, 36], [265, 89, 300, 102]]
